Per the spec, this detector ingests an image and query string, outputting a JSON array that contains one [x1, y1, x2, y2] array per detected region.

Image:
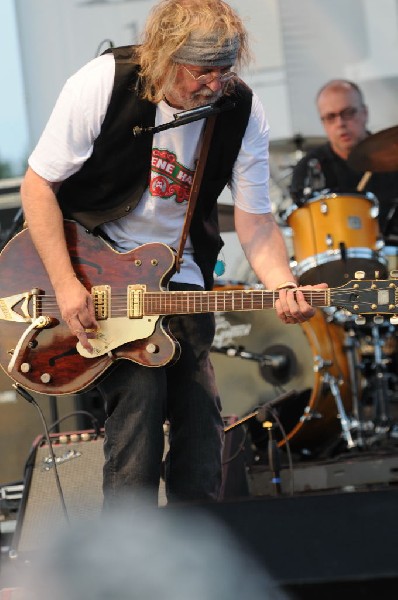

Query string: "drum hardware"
[[343, 326, 365, 447], [299, 406, 322, 422], [310, 352, 356, 449], [283, 192, 388, 287], [347, 124, 398, 173], [339, 315, 398, 450], [323, 372, 356, 449], [365, 323, 391, 426]]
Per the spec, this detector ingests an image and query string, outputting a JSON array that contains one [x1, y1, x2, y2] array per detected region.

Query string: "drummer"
[[290, 79, 398, 236]]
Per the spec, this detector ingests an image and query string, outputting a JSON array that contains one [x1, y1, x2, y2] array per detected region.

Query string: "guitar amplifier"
[[11, 429, 105, 559]]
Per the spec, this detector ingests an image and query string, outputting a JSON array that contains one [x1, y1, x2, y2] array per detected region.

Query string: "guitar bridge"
[[92, 285, 111, 320], [128, 285, 146, 318]]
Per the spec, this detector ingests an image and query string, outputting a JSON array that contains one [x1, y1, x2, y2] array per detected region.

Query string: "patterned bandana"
[[172, 32, 239, 66]]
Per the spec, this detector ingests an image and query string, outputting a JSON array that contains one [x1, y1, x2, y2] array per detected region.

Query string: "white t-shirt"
[[29, 54, 271, 286]]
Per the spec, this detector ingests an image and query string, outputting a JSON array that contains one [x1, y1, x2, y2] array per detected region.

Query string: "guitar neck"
[[143, 288, 330, 315]]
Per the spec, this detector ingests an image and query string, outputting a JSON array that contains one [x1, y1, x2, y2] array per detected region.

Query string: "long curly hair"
[[136, 0, 251, 103]]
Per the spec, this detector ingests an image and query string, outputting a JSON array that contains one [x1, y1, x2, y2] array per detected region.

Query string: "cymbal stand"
[[323, 372, 356, 449], [343, 327, 365, 447], [368, 323, 390, 429]]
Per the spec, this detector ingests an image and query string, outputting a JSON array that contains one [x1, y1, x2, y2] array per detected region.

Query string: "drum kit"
[[214, 125, 398, 460]]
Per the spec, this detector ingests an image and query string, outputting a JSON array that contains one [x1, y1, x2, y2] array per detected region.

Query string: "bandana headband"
[[172, 32, 239, 67]]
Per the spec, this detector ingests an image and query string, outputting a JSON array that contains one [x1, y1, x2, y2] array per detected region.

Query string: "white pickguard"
[[76, 315, 160, 358]]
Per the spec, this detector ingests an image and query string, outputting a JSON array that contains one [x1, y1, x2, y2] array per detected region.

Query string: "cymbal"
[[348, 125, 398, 172], [269, 134, 326, 155]]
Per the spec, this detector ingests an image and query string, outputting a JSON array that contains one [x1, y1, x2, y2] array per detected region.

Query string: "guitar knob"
[[40, 373, 52, 383], [390, 315, 398, 325], [373, 315, 384, 325], [146, 343, 159, 354]]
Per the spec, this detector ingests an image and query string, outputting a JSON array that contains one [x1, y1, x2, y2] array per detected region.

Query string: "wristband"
[[275, 281, 298, 290]]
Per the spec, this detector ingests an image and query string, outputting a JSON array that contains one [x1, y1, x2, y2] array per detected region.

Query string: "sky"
[[0, 0, 29, 174]]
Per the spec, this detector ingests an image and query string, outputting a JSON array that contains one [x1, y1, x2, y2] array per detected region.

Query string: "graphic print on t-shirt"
[[150, 148, 194, 204]]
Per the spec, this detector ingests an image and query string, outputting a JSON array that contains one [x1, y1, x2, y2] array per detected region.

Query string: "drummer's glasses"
[[182, 65, 236, 85], [321, 106, 361, 125]]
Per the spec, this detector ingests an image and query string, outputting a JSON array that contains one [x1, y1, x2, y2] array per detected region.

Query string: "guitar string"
[[23, 289, 372, 319]]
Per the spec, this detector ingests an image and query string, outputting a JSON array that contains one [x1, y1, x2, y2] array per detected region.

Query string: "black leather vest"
[[57, 46, 253, 289]]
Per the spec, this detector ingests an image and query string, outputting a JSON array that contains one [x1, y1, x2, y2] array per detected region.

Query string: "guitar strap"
[[175, 114, 217, 273]]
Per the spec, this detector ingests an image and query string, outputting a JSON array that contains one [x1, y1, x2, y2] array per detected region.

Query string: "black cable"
[[48, 410, 101, 437], [95, 38, 114, 57], [265, 404, 295, 496], [222, 425, 248, 466], [13, 384, 70, 526]]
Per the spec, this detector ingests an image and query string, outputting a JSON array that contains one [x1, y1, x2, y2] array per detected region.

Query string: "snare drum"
[[382, 245, 398, 274], [285, 192, 387, 287]]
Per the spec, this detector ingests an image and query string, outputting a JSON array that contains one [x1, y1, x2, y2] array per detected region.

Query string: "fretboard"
[[143, 289, 330, 315]]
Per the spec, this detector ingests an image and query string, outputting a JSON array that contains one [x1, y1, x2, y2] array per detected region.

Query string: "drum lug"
[[376, 237, 385, 251], [320, 202, 328, 214]]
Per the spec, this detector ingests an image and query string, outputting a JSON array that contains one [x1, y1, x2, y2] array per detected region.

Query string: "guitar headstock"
[[330, 270, 398, 324]]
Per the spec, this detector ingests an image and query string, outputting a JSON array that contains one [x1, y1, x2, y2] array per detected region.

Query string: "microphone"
[[211, 344, 287, 369], [133, 98, 236, 136]]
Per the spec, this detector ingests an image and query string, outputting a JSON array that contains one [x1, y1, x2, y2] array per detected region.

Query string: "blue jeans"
[[97, 284, 224, 505]]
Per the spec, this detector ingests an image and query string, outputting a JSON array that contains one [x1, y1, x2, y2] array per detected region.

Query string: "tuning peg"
[[373, 315, 384, 325], [390, 315, 398, 325], [390, 270, 398, 279], [354, 271, 365, 280], [355, 315, 366, 325]]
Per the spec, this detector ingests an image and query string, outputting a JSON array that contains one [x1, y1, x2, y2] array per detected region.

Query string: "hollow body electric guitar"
[[1, 221, 397, 396]]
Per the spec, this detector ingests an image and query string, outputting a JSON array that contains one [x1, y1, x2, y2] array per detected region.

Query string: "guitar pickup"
[[92, 285, 110, 320], [128, 285, 146, 318]]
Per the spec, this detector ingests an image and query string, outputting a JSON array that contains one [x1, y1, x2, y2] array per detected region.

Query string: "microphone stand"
[[132, 98, 236, 136], [263, 420, 282, 496], [0, 207, 25, 252]]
